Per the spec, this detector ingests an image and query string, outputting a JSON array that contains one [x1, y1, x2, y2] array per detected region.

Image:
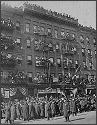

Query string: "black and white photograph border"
[[1, 1, 96, 124]]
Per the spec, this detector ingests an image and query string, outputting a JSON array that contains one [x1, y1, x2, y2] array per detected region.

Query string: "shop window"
[[28, 72, 32, 83], [25, 23, 30, 33], [27, 39, 31, 48], [27, 55, 32, 65]]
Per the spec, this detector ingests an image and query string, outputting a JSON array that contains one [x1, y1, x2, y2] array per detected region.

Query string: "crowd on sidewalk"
[[1, 94, 96, 124]]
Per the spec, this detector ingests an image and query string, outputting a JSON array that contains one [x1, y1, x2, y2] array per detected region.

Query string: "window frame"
[[54, 29, 58, 38], [25, 23, 30, 33], [27, 39, 31, 48]]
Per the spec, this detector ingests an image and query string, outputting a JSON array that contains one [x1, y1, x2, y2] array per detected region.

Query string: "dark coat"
[[70, 99, 76, 113], [51, 102, 55, 115], [63, 100, 70, 118], [16, 103, 21, 117], [5, 105, 11, 120], [40, 103, 44, 117], [35, 103, 40, 117], [46, 102, 51, 117], [22, 103, 29, 120], [29, 102, 35, 118], [10, 104, 16, 121]]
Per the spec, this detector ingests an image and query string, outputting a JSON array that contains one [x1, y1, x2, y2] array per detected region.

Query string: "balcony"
[[1, 18, 15, 31], [36, 58, 47, 67], [1, 35, 15, 50], [1, 71, 27, 84], [1, 54, 16, 68]]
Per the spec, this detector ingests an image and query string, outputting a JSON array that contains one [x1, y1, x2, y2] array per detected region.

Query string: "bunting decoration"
[[18, 87, 27, 96]]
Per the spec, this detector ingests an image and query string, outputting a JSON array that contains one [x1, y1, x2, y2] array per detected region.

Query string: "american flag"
[[18, 87, 27, 96], [10, 88, 17, 96]]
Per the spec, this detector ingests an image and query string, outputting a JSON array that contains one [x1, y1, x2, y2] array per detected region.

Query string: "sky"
[[1, 1, 96, 29]]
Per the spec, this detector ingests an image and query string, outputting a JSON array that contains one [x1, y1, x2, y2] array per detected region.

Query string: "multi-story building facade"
[[1, 2, 96, 100]]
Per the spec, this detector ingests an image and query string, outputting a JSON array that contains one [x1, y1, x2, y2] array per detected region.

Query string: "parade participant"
[[40, 102, 44, 119], [35, 101, 40, 119], [10, 102, 16, 124], [28, 101, 35, 120], [63, 98, 70, 122], [50, 100, 55, 119], [69, 97, 77, 116], [16, 101, 21, 120], [4, 103, 11, 124], [46, 101, 51, 120], [22, 101, 29, 121]]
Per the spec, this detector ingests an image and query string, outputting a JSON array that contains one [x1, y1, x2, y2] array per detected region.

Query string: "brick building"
[[1, 2, 96, 100]]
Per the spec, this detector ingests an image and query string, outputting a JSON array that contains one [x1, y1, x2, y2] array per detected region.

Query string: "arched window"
[[86, 37, 90, 44]]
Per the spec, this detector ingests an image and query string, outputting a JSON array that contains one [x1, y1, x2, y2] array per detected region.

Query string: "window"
[[27, 55, 32, 65], [75, 60, 78, 68], [54, 29, 58, 38], [66, 32, 70, 37], [28, 72, 32, 83], [82, 48, 85, 55], [51, 73, 55, 78], [56, 44, 59, 51], [72, 33, 75, 38], [93, 38, 96, 47], [34, 25, 37, 33], [48, 42, 53, 51], [57, 58, 61, 67], [36, 56, 40, 66], [41, 26, 45, 33], [88, 49, 91, 55], [16, 38, 21, 47], [16, 21, 20, 31], [7, 53, 12, 58], [1, 71, 3, 77], [49, 57, 54, 64], [47, 28, 52, 37], [86, 37, 90, 44], [58, 73, 62, 82], [83, 61, 87, 69], [80, 35, 84, 43], [25, 23, 30, 32], [61, 31, 65, 38], [27, 39, 31, 48], [95, 50, 96, 55], [16, 55, 22, 65], [89, 62, 92, 69]]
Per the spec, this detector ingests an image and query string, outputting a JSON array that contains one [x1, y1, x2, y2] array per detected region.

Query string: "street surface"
[[1, 111, 96, 124]]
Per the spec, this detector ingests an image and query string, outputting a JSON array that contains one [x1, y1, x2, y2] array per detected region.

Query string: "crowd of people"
[[1, 94, 96, 124]]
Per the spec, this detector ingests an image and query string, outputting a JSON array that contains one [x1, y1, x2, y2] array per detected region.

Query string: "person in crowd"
[[28, 100, 35, 120], [50, 100, 55, 119], [10, 102, 16, 124], [4, 103, 11, 124], [46, 101, 51, 120], [22, 101, 29, 121], [69, 97, 77, 116], [63, 98, 70, 122], [16, 101, 21, 120]]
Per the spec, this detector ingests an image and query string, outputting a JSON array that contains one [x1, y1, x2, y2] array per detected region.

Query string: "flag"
[[71, 88, 77, 97]]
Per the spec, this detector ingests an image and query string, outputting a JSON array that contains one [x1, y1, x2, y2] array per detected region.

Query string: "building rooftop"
[[1, 2, 96, 32]]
